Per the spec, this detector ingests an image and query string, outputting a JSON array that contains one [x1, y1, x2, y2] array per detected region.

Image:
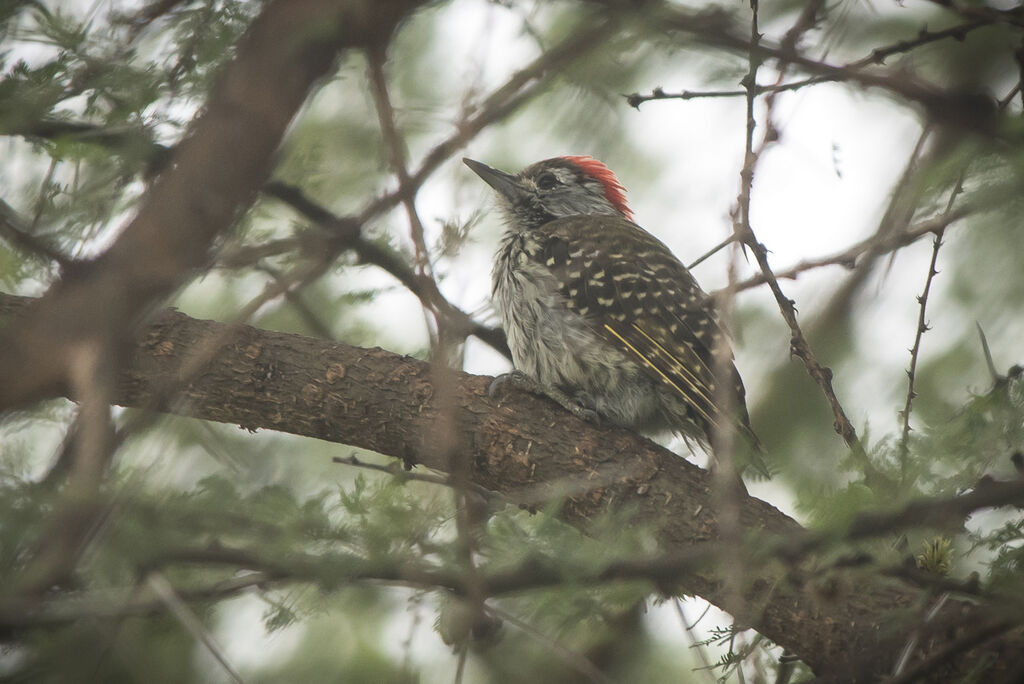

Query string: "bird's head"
[[464, 156, 633, 231]]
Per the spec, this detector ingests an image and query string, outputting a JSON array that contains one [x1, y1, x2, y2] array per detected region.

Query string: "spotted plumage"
[[465, 156, 761, 461]]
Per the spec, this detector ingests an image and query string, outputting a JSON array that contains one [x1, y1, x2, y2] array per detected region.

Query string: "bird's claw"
[[489, 371, 601, 425], [488, 370, 533, 398], [568, 401, 601, 425]]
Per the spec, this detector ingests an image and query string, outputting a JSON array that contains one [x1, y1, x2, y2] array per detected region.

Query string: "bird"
[[464, 155, 764, 472]]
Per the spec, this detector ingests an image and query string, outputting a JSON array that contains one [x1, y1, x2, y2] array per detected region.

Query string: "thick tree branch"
[[0, 0, 429, 411], [2, 293, 1021, 681]]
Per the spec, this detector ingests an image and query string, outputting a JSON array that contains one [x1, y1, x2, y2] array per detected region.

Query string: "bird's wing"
[[536, 215, 744, 435]]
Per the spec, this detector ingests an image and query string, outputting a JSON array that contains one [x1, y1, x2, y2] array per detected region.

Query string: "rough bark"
[[2, 293, 1020, 681]]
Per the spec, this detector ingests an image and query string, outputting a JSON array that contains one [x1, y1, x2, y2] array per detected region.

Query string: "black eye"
[[536, 172, 557, 190]]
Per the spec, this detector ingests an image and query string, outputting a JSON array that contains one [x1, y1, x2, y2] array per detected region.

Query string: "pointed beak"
[[463, 158, 522, 202]]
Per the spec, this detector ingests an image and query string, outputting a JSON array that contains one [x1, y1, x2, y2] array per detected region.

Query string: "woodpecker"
[[464, 155, 762, 466]]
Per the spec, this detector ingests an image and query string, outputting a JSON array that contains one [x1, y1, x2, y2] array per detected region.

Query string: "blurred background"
[[1, 0, 1023, 681]]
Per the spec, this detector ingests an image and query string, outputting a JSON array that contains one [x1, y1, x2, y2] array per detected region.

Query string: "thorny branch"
[[784, 477, 1024, 557], [708, 0, 764, 628], [626, 18, 992, 107], [898, 230, 947, 478], [721, 0, 883, 483], [898, 81, 1018, 477], [797, 124, 938, 367], [651, 6, 1000, 133], [745, 233, 883, 480]]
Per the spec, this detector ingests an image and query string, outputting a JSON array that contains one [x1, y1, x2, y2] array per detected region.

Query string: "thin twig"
[[0, 573, 274, 627], [897, 230, 946, 479], [6, 477, 1024, 633], [891, 592, 949, 677], [0, 198, 70, 266], [733, 1, 761, 250], [334, 451, 648, 515], [726, 210, 968, 294], [696, 185, 959, 311], [686, 234, 737, 270], [626, 18, 991, 108], [438, 342, 488, 670], [672, 598, 719, 683], [220, 20, 619, 364], [742, 219, 883, 482], [648, 7, 1001, 135], [887, 616, 1015, 684], [331, 454, 500, 506], [261, 182, 510, 357], [367, 46, 462, 357], [453, 642, 468, 684], [484, 603, 618, 684], [12, 341, 117, 597], [721, 0, 882, 483], [899, 81, 1017, 475], [710, 0, 764, 626], [147, 572, 247, 684], [356, 18, 618, 226], [712, 242, 746, 617], [792, 125, 936, 393], [254, 263, 336, 339], [920, 0, 1024, 28], [366, 47, 434, 283]]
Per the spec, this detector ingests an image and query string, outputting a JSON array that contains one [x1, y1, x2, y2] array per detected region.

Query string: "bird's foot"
[[489, 371, 601, 425], [487, 370, 534, 398]]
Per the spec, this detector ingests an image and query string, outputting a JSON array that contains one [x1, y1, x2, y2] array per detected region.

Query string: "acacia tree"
[[1, 0, 1023, 682]]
